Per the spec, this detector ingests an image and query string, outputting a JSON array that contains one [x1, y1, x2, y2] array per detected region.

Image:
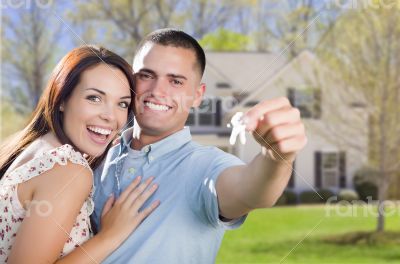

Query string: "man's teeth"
[[145, 101, 170, 111], [87, 126, 112, 135]]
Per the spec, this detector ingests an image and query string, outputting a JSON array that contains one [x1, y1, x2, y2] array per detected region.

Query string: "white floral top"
[[0, 144, 94, 262]]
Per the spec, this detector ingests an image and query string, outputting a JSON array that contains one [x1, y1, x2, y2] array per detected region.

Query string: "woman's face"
[[61, 63, 132, 157]]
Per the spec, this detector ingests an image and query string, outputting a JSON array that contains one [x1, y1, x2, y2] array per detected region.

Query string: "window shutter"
[[315, 151, 322, 188], [215, 99, 221, 126], [339, 151, 346, 188], [288, 160, 295, 188]]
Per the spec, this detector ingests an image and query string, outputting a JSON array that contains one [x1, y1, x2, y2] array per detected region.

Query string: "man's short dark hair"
[[136, 28, 206, 77]]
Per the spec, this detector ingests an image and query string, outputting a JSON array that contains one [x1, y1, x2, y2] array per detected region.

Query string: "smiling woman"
[[0, 45, 160, 263], [59, 63, 133, 157]]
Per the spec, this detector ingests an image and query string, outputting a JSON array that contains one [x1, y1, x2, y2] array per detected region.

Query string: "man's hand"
[[244, 97, 307, 163]]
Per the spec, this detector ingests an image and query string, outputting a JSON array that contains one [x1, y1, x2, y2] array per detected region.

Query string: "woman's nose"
[[99, 104, 117, 122]]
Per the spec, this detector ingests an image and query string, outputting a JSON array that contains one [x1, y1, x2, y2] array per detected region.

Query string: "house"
[[186, 50, 368, 193]]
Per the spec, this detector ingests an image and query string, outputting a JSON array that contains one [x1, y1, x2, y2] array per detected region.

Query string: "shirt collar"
[[119, 126, 192, 159]]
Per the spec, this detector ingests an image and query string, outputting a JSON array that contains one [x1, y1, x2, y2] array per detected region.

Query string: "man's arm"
[[216, 97, 307, 219]]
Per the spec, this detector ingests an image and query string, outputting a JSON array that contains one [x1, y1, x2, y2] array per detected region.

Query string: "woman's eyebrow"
[[86, 88, 131, 99], [85, 87, 105, 95]]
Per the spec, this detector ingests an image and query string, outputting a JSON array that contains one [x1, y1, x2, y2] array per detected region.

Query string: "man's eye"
[[119, 102, 130, 108], [172, 79, 183, 85], [87, 95, 101, 102], [139, 73, 152, 80]]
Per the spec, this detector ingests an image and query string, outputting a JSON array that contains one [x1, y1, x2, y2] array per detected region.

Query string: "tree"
[[199, 29, 250, 51], [70, 0, 185, 60], [316, 3, 400, 232], [181, 0, 240, 39], [255, 0, 339, 57], [2, 3, 60, 113], [70, 0, 246, 59]]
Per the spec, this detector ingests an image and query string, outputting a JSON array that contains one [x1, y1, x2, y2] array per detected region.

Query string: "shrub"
[[338, 189, 359, 202], [275, 190, 297, 206], [318, 189, 336, 201], [285, 190, 298, 205], [299, 191, 324, 204], [353, 167, 378, 201]]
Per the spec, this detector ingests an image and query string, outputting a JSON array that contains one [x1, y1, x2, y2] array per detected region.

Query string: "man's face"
[[132, 43, 205, 138]]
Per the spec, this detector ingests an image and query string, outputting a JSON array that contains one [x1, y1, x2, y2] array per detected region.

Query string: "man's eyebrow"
[[138, 69, 187, 80], [86, 88, 131, 99], [167, 74, 187, 80], [139, 68, 156, 75]]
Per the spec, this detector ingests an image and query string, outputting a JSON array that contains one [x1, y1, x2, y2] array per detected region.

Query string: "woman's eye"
[[87, 95, 101, 102], [119, 102, 130, 109]]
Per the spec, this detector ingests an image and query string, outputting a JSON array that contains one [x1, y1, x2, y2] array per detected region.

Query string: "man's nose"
[[151, 78, 169, 97]]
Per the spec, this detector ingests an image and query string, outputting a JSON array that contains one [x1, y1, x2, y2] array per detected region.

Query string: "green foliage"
[[199, 29, 250, 51], [275, 190, 297, 206], [0, 100, 28, 143], [353, 167, 379, 201], [338, 189, 360, 202], [299, 189, 335, 204], [299, 190, 324, 204], [318, 189, 336, 201]]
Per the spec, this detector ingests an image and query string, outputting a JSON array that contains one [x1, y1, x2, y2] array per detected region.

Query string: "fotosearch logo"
[[1, 0, 53, 9], [325, 196, 400, 217], [327, 0, 400, 9]]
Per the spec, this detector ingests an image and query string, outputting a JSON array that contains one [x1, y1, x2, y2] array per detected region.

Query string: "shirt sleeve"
[[185, 146, 247, 229]]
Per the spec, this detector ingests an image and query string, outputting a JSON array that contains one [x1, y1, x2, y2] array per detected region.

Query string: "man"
[[92, 28, 307, 263]]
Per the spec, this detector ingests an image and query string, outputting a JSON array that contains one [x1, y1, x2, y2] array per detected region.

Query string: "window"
[[315, 151, 346, 189], [244, 100, 259, 107], [322, 153, 338, 188], [288, 87, 321, 119], [186, 110, 195, 126], [198, 98, 215, 126], [185, 98, 222, 127], [216, 82, 231, 89]]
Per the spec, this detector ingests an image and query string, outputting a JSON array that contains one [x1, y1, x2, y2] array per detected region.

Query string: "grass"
[[216, 205, 400, 263]]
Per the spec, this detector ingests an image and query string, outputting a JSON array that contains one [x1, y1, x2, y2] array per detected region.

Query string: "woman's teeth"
[[145, 101, 170, 111], [87, 126, 112, 135]]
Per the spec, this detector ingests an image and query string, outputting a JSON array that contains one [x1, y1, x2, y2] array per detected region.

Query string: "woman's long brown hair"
[[0, 45, 135, 178]]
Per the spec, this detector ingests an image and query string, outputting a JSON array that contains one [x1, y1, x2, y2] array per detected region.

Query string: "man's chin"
[[140, 123, 184, 138]]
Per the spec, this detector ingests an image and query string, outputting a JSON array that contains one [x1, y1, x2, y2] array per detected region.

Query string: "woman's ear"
[[59, 103, 64, 112]]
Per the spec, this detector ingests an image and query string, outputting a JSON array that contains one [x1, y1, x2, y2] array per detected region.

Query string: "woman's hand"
[[99, 176, 159, 245]]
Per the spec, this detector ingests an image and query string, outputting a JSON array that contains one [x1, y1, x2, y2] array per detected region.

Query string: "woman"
[[0, 45, 159, 263]]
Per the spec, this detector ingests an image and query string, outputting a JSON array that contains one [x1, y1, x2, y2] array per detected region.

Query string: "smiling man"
[[92, 28, 307, 263]]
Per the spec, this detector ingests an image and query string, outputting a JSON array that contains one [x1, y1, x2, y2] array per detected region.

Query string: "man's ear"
[[192, 83, 206, 108]]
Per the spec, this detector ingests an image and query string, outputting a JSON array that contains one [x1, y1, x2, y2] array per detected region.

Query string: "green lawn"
[[217, 205, 400, 263]]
